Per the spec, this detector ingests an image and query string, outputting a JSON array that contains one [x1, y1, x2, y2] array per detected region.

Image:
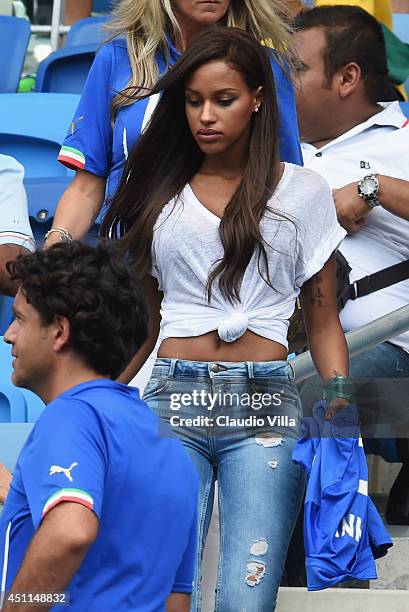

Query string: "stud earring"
[[254, 106, 260, 113]]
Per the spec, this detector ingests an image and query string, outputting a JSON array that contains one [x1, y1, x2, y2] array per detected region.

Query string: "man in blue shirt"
[[0, 242, 198, 611]]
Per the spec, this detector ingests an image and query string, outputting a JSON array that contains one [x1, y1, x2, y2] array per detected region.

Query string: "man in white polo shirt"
[[0, 155, 35, 296], [294, 5, 409, 523]]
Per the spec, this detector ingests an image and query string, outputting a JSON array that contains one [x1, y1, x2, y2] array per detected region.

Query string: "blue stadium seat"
[[66, 16, 108, 47], [20, 389, 46, 423], [0, 423, 33, 470], [0, 16, 31, 93], [0, 338, 45, 422], [393, 13, 409, 44], [92, 0, 114, 13], [0, 296, 14, 336], [0, 93, 80, 242], [35, 44, 98, 94], [0, 384, 26, 423], [0, 337, 13, 379]]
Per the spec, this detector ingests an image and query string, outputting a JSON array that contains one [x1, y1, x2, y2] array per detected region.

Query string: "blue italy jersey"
[[0, 380, 198, 611], [58, 38, 303, 202], [293, 402, 392, 591]]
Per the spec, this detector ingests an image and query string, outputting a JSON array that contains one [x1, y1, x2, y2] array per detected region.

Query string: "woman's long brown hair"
[[101, 27, 285, 304]]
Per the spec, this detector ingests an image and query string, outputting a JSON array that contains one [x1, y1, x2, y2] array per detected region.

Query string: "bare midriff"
[[158, 330, 287, 362]]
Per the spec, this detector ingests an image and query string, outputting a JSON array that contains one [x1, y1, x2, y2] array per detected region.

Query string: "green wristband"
[[323, 375, 356, 404]]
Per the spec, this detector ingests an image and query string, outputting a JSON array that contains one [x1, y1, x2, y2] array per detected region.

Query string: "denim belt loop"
[[246, 361, 255, 380], [168, 358, 177, 378], [287, 360, 296, 380]]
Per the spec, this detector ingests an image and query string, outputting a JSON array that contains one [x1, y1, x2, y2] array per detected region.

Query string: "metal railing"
[[291, 304, 409, 382], [29, 0, 65, 50]]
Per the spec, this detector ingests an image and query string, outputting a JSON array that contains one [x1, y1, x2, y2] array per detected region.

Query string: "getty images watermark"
[[167, 390, 297, 428], [169, 390, 282, 411]]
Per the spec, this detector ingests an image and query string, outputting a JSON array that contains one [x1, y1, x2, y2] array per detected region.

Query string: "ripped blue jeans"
[[143, 359, 305, 612]]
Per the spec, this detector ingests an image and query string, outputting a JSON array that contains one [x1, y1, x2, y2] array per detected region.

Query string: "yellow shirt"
[[314, 0, 392, 29]]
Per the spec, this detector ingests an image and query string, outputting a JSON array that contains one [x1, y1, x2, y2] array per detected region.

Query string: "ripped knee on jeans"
[[245, 560, 266, 587]]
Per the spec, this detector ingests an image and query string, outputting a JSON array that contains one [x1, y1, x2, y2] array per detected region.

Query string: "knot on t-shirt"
[[218, 311, 249, 343]]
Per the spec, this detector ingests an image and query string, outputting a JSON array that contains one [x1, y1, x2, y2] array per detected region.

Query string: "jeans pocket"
[[142, 377, 170, 401], [248, 378, 302, 439]]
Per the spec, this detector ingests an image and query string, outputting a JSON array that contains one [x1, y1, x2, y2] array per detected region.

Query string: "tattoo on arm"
[[305, 273, 325, 308]]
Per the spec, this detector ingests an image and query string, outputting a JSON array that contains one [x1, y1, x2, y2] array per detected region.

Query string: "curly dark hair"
[[6, 242, 148, 379]]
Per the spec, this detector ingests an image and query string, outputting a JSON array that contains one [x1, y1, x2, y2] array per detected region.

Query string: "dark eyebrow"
[[185, 87, 240, 94]]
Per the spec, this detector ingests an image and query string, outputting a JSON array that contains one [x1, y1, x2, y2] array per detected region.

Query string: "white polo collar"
[[303, 101, 408, 153]]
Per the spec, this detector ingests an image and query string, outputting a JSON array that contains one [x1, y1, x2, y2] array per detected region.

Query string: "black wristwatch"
[[357, 174, 381, 209]]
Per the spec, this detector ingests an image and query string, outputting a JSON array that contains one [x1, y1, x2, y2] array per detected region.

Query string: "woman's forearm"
[[308, 320, 349, 381], [308, 321, 351, 417], [117, 276, 162, 384], [45, 171, 105, 246], [301, 256, 349, 383]]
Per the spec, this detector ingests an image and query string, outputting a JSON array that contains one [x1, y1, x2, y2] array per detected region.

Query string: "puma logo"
[[49, 462, 78, 482]]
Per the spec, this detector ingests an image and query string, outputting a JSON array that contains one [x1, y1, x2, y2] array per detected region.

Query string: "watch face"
[[360, 177, 376, 195], [359, 176, 378, 198]]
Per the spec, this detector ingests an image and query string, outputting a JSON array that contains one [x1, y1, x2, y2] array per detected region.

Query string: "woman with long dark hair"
[[47, 0, 301, 247], [102, 27, 350, 611]]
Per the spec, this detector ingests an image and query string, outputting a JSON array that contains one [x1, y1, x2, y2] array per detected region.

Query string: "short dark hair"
[[7, 242, 148, 379], [294, 5, 395, 103]]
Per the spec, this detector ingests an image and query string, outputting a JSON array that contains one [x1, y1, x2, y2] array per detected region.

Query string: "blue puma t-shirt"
[[0, 380, 198, 610]]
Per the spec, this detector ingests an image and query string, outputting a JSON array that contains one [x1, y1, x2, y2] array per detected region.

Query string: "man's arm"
[[166, 593, 190, 612], [334, 176, 409, 233], [0, 245, 31, 296], [0, 155, 34, 291], [3, 502, 98, 612], [377, 176, 409, 220], [63, 0, 92, 25], [0, 463, 12, 504]]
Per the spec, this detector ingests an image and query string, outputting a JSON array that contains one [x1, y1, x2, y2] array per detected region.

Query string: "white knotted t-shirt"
[[151, 163, 346, 348]]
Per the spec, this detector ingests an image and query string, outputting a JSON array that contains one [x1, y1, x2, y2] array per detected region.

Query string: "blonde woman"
[[46, 0, 302, 246]]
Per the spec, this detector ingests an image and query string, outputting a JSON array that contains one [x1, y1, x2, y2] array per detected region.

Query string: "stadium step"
[[373, 523, 409, 590], [275, 523, 409, 611], [276, 587, 408, 611], [201, 487, 409, 610]]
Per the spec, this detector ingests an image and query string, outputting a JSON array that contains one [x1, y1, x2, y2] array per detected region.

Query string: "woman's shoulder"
[[96, 37, 129, 61], [91, 38, 131, 87], [153, 190, 187, 231], [280, 163, 332, 195], [272, 163, 334, 221], [95, 36, 169, 78]]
